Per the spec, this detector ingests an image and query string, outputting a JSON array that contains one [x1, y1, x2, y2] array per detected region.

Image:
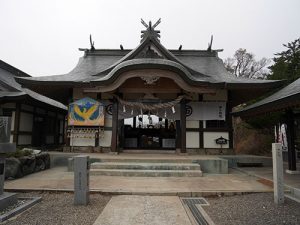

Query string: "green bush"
[[5, 149, 33, 158]]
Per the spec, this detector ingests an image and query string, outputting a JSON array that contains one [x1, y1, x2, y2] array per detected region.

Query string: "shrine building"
[[17, 19, 281, 154]]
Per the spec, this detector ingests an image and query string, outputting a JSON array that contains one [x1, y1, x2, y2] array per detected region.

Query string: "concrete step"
[[99, 158, 193, 164], [90, 169, 203, 177], [91, 162, 200, 171]]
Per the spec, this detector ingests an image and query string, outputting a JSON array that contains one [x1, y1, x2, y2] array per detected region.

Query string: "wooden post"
[[199, 121, 204, 148], [180, 100, 186, 153], [111, 98, 119, 153], [13, 103, 20, 144], [226, 91, 233, 149], [286, 109, 297, 171], [133, 117, 136, 129], [176, 120, 181, 149], [165, 119, 168, 130], [54, 112, 58, 146]]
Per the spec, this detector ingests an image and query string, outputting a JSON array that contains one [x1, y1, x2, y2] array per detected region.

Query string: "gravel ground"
[[205, 193, 300, 225], [2, 192, 111, 225]]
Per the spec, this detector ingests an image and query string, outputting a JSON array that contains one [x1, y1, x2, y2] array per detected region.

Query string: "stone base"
[[187, 148, 234, 155], [0, 143, 16, 153], [0, 192, 18, 211], [109, 152, 119, 155], [286, 169, 300, 175]]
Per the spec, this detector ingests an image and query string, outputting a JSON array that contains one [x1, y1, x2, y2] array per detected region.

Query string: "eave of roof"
[[0, 60, 31, 77], [233, 78, 300, 116], [0, 60, 67, 111], [91, 58, 216, 86]]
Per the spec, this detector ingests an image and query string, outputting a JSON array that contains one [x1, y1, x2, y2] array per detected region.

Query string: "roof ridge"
[[92, 35, 208, 77], [0, 59, 31, 77]]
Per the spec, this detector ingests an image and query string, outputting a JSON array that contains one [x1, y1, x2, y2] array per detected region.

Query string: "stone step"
[[89, 169, 203, 177], [99, 158, 193, 164], [91, 162, 200, 171]]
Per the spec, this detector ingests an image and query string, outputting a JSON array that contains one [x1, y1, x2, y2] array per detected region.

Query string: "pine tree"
[[268, 38, 300, 82]]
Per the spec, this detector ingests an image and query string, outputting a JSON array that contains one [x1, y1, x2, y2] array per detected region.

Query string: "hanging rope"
[[112, 94, 186, 111]]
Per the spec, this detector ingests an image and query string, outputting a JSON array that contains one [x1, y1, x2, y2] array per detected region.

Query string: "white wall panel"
[[71, 137, 95, 147], [203, 132, 229, 148], [100, 130, 112, 147], [11, 111, 15, 131], [18, 135, 32, 145], [203, 90, 227, 101], [186, 132, 200, 148], [105, 118, 112, 127], [19, 112, 33, 132], [186, 120, 199, 128]]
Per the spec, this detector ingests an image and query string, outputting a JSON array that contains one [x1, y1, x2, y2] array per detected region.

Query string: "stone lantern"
[[0, 116, 17, 211]]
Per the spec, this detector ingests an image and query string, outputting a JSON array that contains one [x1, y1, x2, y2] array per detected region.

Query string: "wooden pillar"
[[286, 109, 297, 171], [133, 117, 136, 128], [54, 112, 58, 146], [180, 100, 186, 153], [13, 103, 20, 144], [111, 98, 119, 152], [227, 91, 234, 149], [119, 119, 124, 149], [176, 120, 181, 149], [199, 121, 204, 148], [165, 119, 168, 129], [198, 94, 204, 149]]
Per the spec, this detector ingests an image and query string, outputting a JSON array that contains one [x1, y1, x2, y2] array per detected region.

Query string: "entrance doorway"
[[122, 115, 176, 150]]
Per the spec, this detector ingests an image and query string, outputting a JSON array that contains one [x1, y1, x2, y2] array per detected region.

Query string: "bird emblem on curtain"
[[68, 97, 104, 126]]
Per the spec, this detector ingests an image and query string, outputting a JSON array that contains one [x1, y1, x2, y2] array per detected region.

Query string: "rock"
[[5, 152, 51, 179], [22, 148, 41, 155], [5, 157, 23, 179], [35, 158, 45, 172], [19, 155, 36, 175], [36, 152, 50, 169]]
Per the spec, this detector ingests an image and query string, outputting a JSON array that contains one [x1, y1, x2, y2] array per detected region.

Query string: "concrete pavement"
[[4, 167, 272, 196], [234, 163, 300, 189], [93, 195, 192, 225]]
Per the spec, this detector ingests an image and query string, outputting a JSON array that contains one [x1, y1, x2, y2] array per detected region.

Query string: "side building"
[[17, 20, 282, 154], [0, 60, 67, 148]]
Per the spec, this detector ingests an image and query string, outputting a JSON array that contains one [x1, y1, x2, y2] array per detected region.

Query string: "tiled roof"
[[0, 61, 67, 110], [233, 78, 300, 116]]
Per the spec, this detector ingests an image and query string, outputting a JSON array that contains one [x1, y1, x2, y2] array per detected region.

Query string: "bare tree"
[[224, 48, 270, 79]]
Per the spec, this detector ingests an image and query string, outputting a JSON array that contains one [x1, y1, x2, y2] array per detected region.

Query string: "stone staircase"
[[90, 159, 203, 177]]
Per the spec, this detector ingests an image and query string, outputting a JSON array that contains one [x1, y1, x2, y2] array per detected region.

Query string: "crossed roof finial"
[[140, 18, 161, 41]]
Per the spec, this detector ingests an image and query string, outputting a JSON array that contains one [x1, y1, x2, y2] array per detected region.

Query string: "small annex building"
[[17, 20, 282, 154], [0, 60, 67, 148], [233, 78, 300, 172]]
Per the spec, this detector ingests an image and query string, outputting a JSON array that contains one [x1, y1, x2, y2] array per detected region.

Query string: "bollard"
[[74, 155, 90, 205], [272, 143, 284, 204]]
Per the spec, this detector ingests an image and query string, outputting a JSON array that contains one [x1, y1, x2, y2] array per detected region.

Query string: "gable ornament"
[[140, 76, 160, 85]]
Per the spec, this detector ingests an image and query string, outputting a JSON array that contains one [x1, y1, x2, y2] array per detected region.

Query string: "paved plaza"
[[3, 154, 300, 225], [4, 166, 273, 195], [93, 195, 192, 225]]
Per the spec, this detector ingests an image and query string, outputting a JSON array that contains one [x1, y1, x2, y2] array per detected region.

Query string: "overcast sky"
[[0, 0, 299, 77]]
